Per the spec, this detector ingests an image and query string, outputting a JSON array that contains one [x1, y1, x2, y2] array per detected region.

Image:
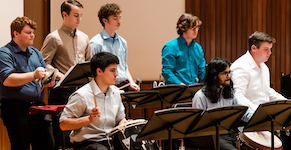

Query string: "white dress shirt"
[[59, 79, 125, 142], [230, 51, 286, 111]]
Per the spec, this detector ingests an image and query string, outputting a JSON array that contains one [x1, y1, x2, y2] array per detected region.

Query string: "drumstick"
[[94, 95, 98, 107], [92, 91, 99, 122]]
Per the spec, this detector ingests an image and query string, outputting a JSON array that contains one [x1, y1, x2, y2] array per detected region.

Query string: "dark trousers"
[[48, 87, 76, 105], [73, 140, 110, 150], [1, 99, 54, 150], [185, 133, 237, 150]]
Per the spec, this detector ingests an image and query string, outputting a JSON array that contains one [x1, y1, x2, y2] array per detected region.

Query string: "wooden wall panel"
[[186, 0, 291, 92]]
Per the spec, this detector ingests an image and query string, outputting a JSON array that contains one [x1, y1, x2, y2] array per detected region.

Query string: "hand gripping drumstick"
[[118, 78, 142, 90]]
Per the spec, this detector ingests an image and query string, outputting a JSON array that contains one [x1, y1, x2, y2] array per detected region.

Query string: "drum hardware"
[[152, 81, 165, 88], [110, 119, 159, 150]]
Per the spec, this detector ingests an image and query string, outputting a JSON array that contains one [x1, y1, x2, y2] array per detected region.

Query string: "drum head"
[[241, 131, 282, 149]]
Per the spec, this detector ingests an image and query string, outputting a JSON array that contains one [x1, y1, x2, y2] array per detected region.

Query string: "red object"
[[29, 105, 66, 114]]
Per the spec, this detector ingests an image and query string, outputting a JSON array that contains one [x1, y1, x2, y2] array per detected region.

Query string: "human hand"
[[56, 72, 64, 80], [89, 107, 101, 123], [180, 82, 186, 85], [130, 83, 140, 91], [44, 80, 55, 87], [34, 67, 46, 79]]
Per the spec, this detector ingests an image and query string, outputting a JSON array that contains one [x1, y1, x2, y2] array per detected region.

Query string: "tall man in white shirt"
[[231, 31, 286, 113]]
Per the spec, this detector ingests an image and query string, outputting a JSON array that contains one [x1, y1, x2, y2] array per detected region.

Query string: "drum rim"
[[110, 119, 147, 136], [240, 131, 282, 150]]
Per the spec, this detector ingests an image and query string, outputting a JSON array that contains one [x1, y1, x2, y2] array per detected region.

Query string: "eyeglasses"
[[220, 71, 232, 77]]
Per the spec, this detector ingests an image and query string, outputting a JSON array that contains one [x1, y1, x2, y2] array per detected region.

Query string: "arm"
[[3, 67, 46, 87], [233, 92, 254, 122], [60, 107, 100, 131], [125, 68, 140, 91], [41, 34, 65, 80], [90, 38, 102, 56], [161, 45, 183, 84], [231, 67, 258, 111], [197, 46, 206, 82], [84, 36, 92, 61], [192, 90, 207, 110], [268, 88, 287, 101]]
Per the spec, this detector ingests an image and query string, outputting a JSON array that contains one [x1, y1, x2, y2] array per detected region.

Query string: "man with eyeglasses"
[[191, 58, 253, 150], [230, 31, 286, 113], [161, 13, 206, 85]]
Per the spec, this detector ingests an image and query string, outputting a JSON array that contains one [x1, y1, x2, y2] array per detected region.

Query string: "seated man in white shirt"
[[59, 52, 128, 150], [230, 31, 286, 113]]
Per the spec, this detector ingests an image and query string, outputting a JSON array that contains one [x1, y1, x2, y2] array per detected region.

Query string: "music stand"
[[137, 106, 247, 150], [152, 85, 188, 108], [188, 105, 248, 150], [121, 90, 160, 118], [243, 100, 291, 150], [54, 61, 92, 88], [137, 107, 203, 150], [174, 83, 203, 102]]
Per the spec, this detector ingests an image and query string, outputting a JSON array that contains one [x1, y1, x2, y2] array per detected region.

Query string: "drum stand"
[[137, 105, 247, 150], [29, 105, 66, 150]]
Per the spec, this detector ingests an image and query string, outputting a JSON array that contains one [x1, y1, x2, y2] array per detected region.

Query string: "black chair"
[[281, 73, 291, 98]]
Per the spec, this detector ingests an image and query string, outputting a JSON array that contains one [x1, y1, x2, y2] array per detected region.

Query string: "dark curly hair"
[[11, 16, 37, 38], [176, 13, 202, 35], [203, 58, 233, 103], [98, 3, 122, 27]]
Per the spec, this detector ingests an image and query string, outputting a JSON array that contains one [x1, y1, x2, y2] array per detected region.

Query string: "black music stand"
[[174, 83, 203, 102], [243, 100, 291, 150], [54, 61, 92, 88], [137, 106, 247, 150], [152, 85, 187, 108], [121, 90, 160, 118], [188, 105, 248, 150], [137, 107, 204, 150]]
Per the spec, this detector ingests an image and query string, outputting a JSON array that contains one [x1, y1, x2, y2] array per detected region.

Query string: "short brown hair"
[[249, 31, 276, 51], [10, 16, 37, 38], [98, 3, 122, 27], [176, 13, 202, 35], [61, 0, 83, 18]]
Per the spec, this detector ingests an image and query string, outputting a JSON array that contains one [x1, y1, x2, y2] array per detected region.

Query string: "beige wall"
[[51, 0, 185, 81], [0, 0, 23, 47]]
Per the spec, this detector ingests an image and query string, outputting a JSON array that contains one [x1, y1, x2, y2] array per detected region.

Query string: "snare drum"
[[238, 131, 282, 150], [110, 119, 159, 150]]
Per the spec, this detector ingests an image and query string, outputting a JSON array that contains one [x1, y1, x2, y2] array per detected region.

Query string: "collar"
[[101, 29, 120, 40], [178, 35, 196, 46], [89, 79, 113, 96], [61, 24, 76, 37], [245, 51, 260, 69], [10, 40, 32, 54]]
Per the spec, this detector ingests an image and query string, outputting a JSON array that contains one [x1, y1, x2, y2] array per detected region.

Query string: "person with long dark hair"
[[192, 58, 253, 150]]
